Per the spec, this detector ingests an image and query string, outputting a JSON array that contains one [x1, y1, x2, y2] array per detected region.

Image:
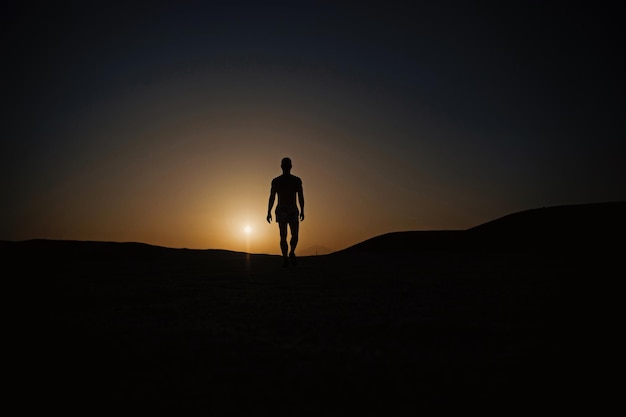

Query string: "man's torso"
[[272, 174, 302, 208]]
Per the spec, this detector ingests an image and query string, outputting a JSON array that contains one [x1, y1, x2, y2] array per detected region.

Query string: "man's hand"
[[299, 212, 305, 221], [266, 213, 272, 223]]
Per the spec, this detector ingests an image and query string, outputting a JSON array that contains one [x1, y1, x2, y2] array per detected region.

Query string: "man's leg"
[[279, 222, 289, 266], [288, 220, 299, 265]]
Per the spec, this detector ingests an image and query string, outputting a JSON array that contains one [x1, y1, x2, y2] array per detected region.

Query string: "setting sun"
[[244, 225, 252, 235]]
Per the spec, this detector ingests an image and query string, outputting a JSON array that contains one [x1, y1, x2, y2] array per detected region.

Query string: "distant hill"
[[467, 201, 625, 251], [0, 239, 256, 264], [299, 245, 335, 256], [469, 201, 625, 233], [335, 201, 625, 255], [333, 230, 466, 254]]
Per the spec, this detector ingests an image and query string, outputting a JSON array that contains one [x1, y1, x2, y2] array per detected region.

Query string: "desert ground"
[[7, 202, 623, 414]]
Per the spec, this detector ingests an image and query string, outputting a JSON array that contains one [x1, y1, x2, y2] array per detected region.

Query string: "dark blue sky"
[[2, 1, 624, 250]]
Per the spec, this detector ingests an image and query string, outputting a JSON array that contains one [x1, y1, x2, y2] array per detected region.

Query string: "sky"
[[2, 1, 625, 255]]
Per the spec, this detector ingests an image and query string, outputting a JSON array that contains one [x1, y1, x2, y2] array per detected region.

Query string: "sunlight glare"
[[244, 225, 252, 235]]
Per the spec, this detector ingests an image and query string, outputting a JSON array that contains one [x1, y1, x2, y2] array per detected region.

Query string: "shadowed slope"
[[335, 201, 625, 255], [1, 239, 245, 260], [467, 201, 625, 251], [333, 230, 467, 254]]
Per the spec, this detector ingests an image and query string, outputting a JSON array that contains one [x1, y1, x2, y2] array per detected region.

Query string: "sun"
[[244, 225, 252, 235]]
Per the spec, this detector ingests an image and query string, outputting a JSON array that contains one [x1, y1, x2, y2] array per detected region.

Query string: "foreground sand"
[[8, 236, 605, 414]]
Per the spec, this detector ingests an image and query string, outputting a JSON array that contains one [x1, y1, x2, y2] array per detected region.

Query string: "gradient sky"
[[2, 1, 625, 255]]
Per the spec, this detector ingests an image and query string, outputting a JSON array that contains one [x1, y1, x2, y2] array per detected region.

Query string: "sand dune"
[[338, 201, 625, 254], [7, 201, 623, 413]]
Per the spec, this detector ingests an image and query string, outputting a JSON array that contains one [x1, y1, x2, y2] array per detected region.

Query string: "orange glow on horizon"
[[6, 77, 519, 255]]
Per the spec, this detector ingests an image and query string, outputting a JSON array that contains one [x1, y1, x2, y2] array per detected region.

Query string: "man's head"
[[281, 157, 292, 171]]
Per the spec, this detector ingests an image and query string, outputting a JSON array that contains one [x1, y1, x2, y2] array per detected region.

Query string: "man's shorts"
[[275, 206, 299, 223]]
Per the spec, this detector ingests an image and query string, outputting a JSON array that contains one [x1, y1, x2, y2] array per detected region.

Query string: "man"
[[267, 157, 305, 267]]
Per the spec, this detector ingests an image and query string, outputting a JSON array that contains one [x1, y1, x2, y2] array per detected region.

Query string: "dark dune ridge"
[[8, 201, 624, 413], [337, 201, 625, 254]]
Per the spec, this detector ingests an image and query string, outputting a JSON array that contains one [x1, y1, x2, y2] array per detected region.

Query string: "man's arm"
[[267, 184, 276, 223], [298, 184, 305, 221]]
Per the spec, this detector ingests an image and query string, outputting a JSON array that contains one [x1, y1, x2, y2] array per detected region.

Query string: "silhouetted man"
[[267, 157, 305, 267]]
